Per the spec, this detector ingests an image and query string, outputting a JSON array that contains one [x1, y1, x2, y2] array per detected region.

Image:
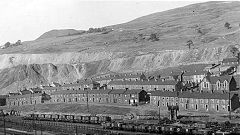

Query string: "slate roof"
[[93, 73, 143, 81], [42, 86, 62, 90], [51, 90, 87, 95], [149, 91, 178, 97], [8, 93, 42, 99], [0, 95, 8, 99], [30, 87, 43, 93], [207, 75, 232, 84], [87, 89, 112, 94], [20, 90, 32, 95], [222, 57, 238, 63], [62, 80, 99, 87], [149, 90, 233, 100], [109, 89, 127, 94], [183, 70, 207, 76], [52, 82, 61, 87], [124, 89, 145, 94], [108, 80, 177, 86]]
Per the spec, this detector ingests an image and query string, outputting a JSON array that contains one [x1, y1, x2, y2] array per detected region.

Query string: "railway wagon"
[[90, 116, 99, 124], [23, 114, 39, 120], [22, 112, 111, 125], [99, 116, 111, 123], [135, 123, 149, 132], [59, 114, 75, 122], [38, 114, 46, 121], [101, 121, 112, 129]]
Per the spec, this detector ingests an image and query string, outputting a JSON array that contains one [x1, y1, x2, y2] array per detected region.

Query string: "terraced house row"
[[4, 57, 240, 114], [50, 89, 149, 105], [149, 90, 239, 114], [6, 88, 149, 106]]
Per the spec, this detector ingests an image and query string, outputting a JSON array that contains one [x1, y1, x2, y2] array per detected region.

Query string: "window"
[[190, 98, 193, 103], [217, 81, 221, 90], [157, 101, 160, 107], [223, 81, 228, 89], [216, 105, 219, 111], [211, 99, 214, 103], [205, 104, 208, 111], [205, 99, 208, 103], [195, 99, 198, 103], [195, 104, 198, 110], [206, 82, 209, 88], [222, 100, 225, 104], [185, 104, 188, 110]]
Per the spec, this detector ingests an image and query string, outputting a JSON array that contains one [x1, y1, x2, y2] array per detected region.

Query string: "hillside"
[[0, 1, 240, 94], [36, 29, 85, 40]]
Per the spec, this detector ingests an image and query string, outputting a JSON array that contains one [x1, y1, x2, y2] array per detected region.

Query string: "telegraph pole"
[[86, 90, 89, 113], [3, 114, 6, 135], [158, 101, 161, 124]]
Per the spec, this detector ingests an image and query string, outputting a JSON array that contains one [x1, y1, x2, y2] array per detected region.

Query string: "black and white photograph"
[[0, 0, 240, 134]]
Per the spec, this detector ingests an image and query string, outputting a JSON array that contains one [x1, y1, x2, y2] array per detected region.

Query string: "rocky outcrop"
[[0, 45, 236, 94]]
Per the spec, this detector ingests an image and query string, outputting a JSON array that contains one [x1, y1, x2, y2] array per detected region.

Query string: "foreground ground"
[[1, 102, 238, 122], [1, 103, 169, 118]]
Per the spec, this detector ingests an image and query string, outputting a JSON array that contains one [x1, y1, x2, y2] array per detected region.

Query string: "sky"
[[0, 0, 217, 45]]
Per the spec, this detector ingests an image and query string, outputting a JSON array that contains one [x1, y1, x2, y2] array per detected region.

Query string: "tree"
[[4, 42, 10, 47], [15, 40, 21, 46], [225, 22, 231, 29], [186, 40, 194, 49], [149, 33, 159, 41], [230, 46, 239, 56]]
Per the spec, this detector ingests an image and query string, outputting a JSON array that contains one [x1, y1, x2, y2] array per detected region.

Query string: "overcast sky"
[[0, 0, 214, 45]]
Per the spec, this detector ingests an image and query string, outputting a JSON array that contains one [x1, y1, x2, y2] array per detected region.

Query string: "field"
[[0, 103, 164, 117]]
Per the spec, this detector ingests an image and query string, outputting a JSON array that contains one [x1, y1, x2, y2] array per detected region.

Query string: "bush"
[[149, 33, 159, 41], [224, 22, 231, 29]]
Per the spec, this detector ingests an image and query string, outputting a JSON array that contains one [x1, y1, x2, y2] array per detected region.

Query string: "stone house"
[[149, 90, 234, 114], [7, 93, 43, 107], [200, 75, 236, 92], [107, 79, 177, 91], [61, 80, 100, 91]]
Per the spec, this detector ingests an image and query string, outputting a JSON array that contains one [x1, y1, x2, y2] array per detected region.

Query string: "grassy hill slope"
[[0, 1, 240, 54]]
